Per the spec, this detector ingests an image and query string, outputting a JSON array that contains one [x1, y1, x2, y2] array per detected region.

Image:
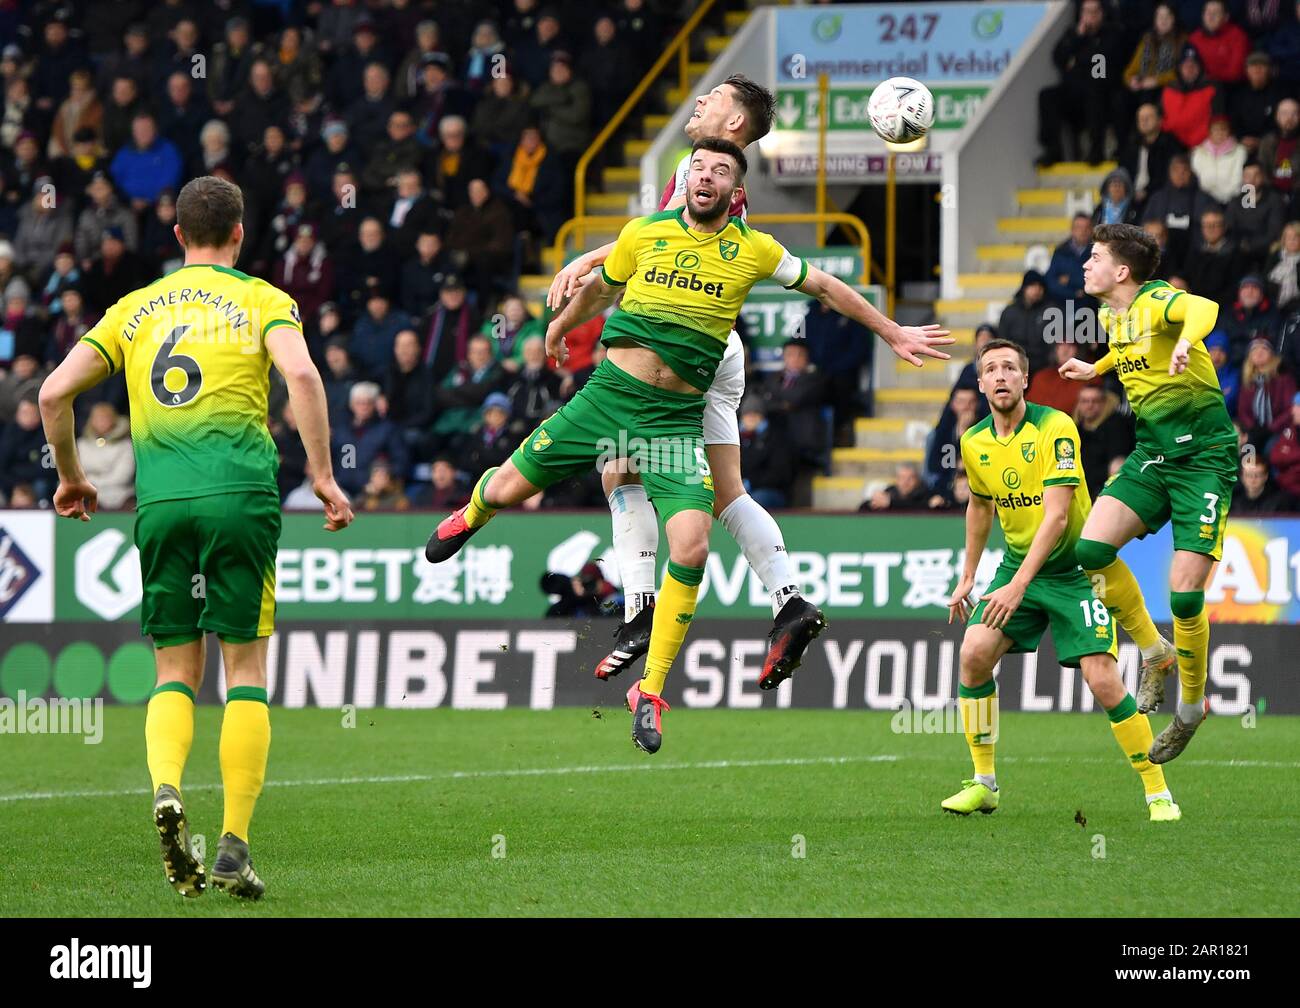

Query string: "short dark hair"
[[691, 137, 747, 177], [1092, 222, 1160, 284], [977, 337, 1029, 374], [176, 175, 243, 248], [722, 73, 776, 143]]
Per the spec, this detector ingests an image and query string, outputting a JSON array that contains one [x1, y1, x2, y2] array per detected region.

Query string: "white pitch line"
[[2, 751, 1296, 805], [0, 754, 899, 804]]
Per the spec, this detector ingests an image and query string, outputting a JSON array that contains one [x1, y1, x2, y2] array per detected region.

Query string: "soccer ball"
[[867, 77, 935, 143]]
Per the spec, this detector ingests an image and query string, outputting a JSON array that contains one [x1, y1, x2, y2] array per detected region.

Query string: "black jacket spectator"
[[1075, 386, 1135, 498], [1037, 0, 1125, 164], [1119, 107, 1185, 212], [1232, 461, 1294, 514], [0, 399, 50, 499], [1226, 278, 1280, 366], [400, 234, 453, 320], [760, 341, 830, 471], [1181, 211, 1241, 306], [503, 356, 563, 439], [999, 271, 1056, 375], [739, 407, 796, 506], [1144, 156, 1221, 270], [1226, 164, 1287, 274]]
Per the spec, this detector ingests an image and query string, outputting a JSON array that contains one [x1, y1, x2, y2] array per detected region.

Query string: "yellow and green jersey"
[[1095, 280, 1235, 458], [962, 401, 1091, 576], [80, 264, 301, 506], [600, 206, 807, 390]]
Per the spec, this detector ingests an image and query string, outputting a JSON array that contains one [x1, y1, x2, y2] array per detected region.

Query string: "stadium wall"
[[1, 512, 1296, 712]]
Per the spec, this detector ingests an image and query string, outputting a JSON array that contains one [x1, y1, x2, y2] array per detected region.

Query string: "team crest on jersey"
[[532, 430, 552, 452], [1002, 468, 1021, 489], [719, 239, 739, 261], [1020, 441, 1036, 462]]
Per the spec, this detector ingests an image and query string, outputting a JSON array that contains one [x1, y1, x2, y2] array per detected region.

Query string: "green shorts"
[[1099, 442, 1236, 559], [970, 563, 1116, 667], [511, 359, 714, 521], [135, 490, 281, 646]]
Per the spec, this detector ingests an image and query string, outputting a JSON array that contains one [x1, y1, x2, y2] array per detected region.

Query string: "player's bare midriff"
[[605, 345, 702, 395]]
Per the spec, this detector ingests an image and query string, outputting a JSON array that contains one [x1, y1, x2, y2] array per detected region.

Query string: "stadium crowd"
[[2, 1, 1297, 516], [0, 0, 859, 512], [908, 0, 1300, 517]]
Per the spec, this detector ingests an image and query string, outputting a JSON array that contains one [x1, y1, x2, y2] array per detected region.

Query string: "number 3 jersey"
[[80, 264, 301, 505], [961, 402, 1092, 575]]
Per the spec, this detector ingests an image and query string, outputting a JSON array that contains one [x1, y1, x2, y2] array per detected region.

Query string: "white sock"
[[718, 494, 799, 617], [975, 773, 997, 792], [1140, 639, 1165, 660], [608, 484, 659, 621], [1145, 789, 1172, 805], [1177, 700, 1205, 725]]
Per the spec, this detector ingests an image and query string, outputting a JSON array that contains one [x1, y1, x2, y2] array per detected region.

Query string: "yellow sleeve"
[[1039, 412, 1082, 488], [1093, 349, 1117, 376], [80, 300, 126, 374], [749, 229, 807, 289], [1163, 290, 1218, 347], [961, 436, 992, 499], [600, 217, 643, 286], [260, 282, 303, 338]]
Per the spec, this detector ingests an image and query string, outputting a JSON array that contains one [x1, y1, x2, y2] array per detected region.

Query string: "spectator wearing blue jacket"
[[802, 296, 874, 444], [110, 112, 183, 209], [1205, 328, 1240, 417], [350, 281, 413, 382], [331, 381, 410, 495], [1046, 213, 1095, 308]]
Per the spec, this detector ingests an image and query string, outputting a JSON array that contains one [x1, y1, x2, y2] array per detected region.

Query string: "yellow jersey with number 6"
[[80, 263, 301, 506]]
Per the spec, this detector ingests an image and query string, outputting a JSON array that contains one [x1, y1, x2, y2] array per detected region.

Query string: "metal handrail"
[[547, 212, 873, 286], [571, 0, 719, 243]]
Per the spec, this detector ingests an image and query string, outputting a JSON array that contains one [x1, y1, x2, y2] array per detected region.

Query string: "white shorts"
[[703, 330, 745, 446]]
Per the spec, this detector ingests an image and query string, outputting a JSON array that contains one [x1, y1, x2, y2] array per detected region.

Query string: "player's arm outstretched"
[[266, 325, 355, 532], [979, 484, 1074, 629], [796, 266, 953, 367], [948, 491, 995, 625], [38, 342, 115, 520]]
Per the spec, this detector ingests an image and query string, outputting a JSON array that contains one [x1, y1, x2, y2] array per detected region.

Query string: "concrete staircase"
[[810, 161, 1114, 510], [516, 6, 754, 316]]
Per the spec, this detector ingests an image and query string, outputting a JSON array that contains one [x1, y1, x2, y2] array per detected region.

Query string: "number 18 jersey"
[[80, 263, 301, 505]]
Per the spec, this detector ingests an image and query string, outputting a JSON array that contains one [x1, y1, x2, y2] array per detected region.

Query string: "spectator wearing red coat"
[[1239, 337, 1296, 445], [273, 224, 335, 331], [1268, 393, 1300, 496], [1162, 45, 1223, 149], [1187, 1, 1249, 85]]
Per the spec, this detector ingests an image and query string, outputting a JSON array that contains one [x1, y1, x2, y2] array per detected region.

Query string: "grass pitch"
[[2, 706, 1296, 917]]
